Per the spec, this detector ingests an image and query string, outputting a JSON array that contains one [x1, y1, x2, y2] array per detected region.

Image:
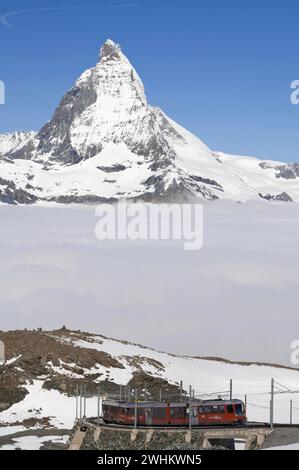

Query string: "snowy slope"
[[66, 333, 299, 425], [1, 330, 299, 429], [218, 152, 299, 202], [0, 39, 298, 204]]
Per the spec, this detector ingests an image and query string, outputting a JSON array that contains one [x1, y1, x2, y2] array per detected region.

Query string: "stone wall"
[[73, 423, 271, 451], [81, 427, 207, 450]]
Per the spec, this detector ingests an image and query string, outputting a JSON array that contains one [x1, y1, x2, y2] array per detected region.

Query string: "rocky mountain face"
[[0, 328, 182, 422], [0, 39, 298, 204], [0, 131, 35, 157]]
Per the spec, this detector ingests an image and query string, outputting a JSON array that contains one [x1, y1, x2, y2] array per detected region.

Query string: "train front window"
[[227, 404, 234, 413], [235, 404, 243, 416]]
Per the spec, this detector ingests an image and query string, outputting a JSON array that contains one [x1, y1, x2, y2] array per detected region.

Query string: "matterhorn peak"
[[2, 39, 297, 205], [99, 39, 123, 63]]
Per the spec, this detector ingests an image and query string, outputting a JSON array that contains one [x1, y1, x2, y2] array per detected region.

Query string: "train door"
[[169, 406, 185, 426], [226, 404, 235, 423], [145, 408, 152, 426], [191, 406, 199, 425]]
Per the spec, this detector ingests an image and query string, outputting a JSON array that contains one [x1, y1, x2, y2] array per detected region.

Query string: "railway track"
[[83, 418, 270, 431]]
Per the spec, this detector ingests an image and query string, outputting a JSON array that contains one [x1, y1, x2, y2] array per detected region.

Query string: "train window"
[[227, 404, 234, 413], [198, 407, 203, 414], [218, 405, 225, 413], [153, 407, 166, 418], [235, 404, 243, 415], [170, 407, 185, 418], [203, 406, 212, 414], [125, 408, 134, 415]]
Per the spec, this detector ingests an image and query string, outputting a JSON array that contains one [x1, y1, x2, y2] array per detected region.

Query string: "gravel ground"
[[260, 427, 299, 449]]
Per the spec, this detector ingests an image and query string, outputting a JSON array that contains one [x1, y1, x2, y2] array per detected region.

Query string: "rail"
[[82, 417, 271, 431]]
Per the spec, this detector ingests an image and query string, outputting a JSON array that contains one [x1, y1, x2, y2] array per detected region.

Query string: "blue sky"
[[0, 0, 298, 162]]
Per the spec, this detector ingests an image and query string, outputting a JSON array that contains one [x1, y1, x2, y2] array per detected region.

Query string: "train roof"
[[103, 399, 244, 408], [103, 401, 168, 408], [199, 399, 244, 405]]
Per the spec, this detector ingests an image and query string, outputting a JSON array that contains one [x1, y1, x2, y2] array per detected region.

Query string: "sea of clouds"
[[0, 201, 298, 366]]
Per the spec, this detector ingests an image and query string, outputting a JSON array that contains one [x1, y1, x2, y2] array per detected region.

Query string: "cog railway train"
[[102, 398, 247, 427]]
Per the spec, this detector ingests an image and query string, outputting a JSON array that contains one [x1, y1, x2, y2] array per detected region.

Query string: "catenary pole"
[[189, 385, 192, 430], [79, 384, 82, 421], [270, 378, 274, 429], [97, 386, 100, 425], [134, 389, 138, 429], [75, 384, 79, 420], [83, 385, 87, 418]]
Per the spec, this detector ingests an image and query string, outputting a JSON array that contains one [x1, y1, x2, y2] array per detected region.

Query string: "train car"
[[102, 398, 247, 427], [102, 401, 170, 426], [192, 399, 246, 426]]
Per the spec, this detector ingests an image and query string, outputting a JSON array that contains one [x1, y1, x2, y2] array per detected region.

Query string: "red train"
[[102, 399, 247, 427]]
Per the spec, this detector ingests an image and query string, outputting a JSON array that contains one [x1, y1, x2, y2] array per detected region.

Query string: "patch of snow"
[[0, 380, 85, 429], [234, 439, 246, 450], [0, 425, 26, 437], [5, 355, 22, 365], [0, 434, 69, 450]]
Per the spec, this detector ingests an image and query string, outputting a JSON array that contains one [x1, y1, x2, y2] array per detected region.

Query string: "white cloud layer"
[[0, 201, 298, 366]]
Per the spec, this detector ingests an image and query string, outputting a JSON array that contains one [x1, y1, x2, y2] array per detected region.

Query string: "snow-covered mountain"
[[0, 39, 298, 204]]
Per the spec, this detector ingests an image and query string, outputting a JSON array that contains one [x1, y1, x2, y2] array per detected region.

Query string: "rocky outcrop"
[[259, 192, 293, 202]]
